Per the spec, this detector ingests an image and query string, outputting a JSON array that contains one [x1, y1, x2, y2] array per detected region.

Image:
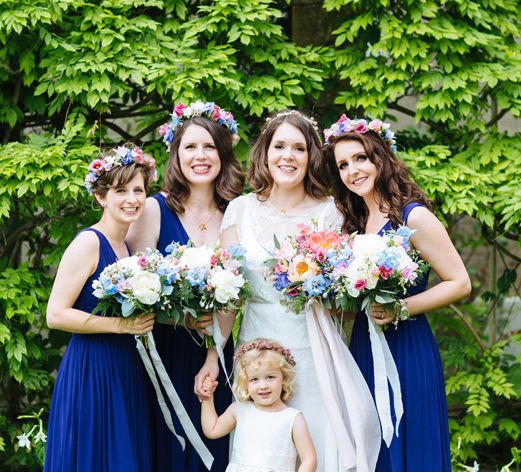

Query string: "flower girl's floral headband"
[[234, 339, 297, 367], [159, 101, 239, 149], [324, 115, 397, 153], [84, 145, 157, 194]]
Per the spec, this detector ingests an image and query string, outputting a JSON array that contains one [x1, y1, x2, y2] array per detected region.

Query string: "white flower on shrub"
[[209, 267, 245, 304], [17, 433, 31, 449], [131, 271, 161, 305]]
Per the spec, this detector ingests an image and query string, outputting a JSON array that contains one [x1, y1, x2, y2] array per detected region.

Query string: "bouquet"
[[332, 226, 429, 323], [161, 242, 249, 347], [265, 223, 350, 314], [92, 247, 175, 319]]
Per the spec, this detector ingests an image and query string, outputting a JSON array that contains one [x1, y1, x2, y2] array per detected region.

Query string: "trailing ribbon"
[[135, 333, 214, 471], [211, 313, 234, 390], [306, 304, 381, 472], [365, 309, 403, 446]]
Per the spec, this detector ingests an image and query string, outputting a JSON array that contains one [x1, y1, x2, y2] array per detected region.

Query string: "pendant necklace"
[[185, 204, 217, 232]]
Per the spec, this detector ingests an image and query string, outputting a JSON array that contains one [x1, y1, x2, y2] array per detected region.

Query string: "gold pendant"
[[199, 223, 207, 232]]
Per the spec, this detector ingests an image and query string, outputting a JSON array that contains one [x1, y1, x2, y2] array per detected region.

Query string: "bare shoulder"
[[60, 230, 100, 274], [127, 196, 161, 252], [406, 205, 442, 230]]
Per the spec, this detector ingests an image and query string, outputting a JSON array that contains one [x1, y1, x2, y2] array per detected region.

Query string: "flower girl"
[[201, 339, 317, 472]]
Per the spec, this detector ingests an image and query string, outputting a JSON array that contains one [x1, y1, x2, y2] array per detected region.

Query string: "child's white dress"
[[226, 402, 300, 472]]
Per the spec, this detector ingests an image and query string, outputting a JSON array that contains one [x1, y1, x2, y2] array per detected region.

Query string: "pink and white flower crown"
[[234, 339, 296, 367], [159, 101, 239, 150], [324, 115, 397, 152], [84, 144, 157, 194]]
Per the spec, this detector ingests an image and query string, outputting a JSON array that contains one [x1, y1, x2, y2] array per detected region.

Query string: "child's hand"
[[202, 376, 218, 397]]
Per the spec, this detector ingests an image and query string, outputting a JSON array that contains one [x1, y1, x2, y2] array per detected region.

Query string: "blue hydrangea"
[[303, 275, 330, 297], [274, 273, 291, 291], [121, 150, 134, 165], [377, 248, 401, 270], [228, 244, 246, 257], [186, 267, 208, 287]]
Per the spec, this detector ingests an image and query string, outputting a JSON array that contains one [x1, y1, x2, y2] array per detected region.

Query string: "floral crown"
[[324, 115, 397, 152], [159, 101, 239, 150], [84, 145, 157, 194], [234, 339, 296, 367], [265, 110, 321, 140]]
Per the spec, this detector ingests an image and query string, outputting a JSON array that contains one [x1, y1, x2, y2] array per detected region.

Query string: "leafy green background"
[[0, 0, 520, 470]]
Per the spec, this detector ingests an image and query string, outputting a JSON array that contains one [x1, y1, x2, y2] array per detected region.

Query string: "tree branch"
[[486, 108, 508, 127], [449, 304, 487, 351], [387, 101, 452, 139], [133, 116, 172, 142], [103, 121, 134, 141]]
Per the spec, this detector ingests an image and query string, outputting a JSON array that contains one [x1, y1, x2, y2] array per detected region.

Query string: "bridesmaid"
[[44, 144, 157, 471], [324, 115, 471, 471], [127, 101, 244, 471]]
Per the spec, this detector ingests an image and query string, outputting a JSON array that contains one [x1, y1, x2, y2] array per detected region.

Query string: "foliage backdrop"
[[0, 0, 520, 470]]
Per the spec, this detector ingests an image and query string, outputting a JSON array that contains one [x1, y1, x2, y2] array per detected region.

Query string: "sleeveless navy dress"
[[349, 203, 451, 471], [151, 193, 232, 471], [44, 228, 152, 472]]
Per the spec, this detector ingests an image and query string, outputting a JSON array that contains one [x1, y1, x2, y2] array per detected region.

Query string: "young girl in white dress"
[[201, 339, 317, 472]]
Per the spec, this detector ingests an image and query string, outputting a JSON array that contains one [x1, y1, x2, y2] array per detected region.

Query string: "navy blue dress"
[[349, 203, 451, 471], [151, 193, 232, 472], [44, 228, 152, 472]]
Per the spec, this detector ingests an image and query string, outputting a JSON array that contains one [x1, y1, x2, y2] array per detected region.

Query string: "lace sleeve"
[[221, 195, 244, 232], [323, 198, 344, 232]]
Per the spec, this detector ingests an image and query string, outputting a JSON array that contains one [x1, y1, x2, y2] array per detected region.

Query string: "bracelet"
[[393, 299, 410, 327]]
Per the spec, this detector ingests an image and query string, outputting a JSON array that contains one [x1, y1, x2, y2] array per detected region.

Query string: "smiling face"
[[267, 122, 309, 192], [334, 139, 379, 200], [178, 124, 222, 187], [96, 172, 146, 224], [246, 361, 285, 410]]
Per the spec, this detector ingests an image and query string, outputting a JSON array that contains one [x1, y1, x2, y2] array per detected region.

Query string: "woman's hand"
[[194, 349, 220, 400], [185, 312, 213, 336], [118, 313, 156, 335], [369, 303, 394, 326]]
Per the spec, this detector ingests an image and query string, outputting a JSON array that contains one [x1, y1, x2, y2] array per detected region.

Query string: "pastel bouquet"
[[332, 226, 429, 321], [161, 242, 249, 347], [265, 223, 351, 314], [92, 248, 175, 318]]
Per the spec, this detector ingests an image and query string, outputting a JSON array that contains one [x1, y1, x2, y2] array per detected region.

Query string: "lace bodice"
[[222, 193, 342, 304]]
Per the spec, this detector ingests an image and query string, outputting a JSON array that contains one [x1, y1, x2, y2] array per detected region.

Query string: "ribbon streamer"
[[306, 304, 381, 472], [366, 310, 403, 446], [135, 333, 214, 471]]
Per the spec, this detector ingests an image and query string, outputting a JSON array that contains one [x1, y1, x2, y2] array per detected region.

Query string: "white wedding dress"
[[222, 193, 346, 471]]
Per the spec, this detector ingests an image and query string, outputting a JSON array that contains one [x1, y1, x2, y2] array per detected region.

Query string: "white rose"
[[131, 271, 161, 305], [209, 268, 245, 304], [179, 246, 214, 269], [352, 234, 387, 259]]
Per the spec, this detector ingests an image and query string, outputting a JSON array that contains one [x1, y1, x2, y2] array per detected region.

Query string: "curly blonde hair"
[[233, 339, 296, 402]]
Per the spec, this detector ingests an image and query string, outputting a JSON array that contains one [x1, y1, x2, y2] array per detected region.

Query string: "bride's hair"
[[233, 338, 296, 402], [324, 132, 430, 234], [248, 110, 329, 200]]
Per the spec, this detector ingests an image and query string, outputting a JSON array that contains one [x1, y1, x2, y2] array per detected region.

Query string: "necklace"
[[185, 204, 217, 232], [268, 195, 308, 214]]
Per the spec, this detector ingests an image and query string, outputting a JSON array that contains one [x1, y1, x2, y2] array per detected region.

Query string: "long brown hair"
[[324, 132, 430, 233], [248, 110, 329, 200], [162, 116, 244, 213]]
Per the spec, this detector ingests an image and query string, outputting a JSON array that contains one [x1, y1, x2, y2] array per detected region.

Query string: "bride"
[[196, 110, 380, 471]]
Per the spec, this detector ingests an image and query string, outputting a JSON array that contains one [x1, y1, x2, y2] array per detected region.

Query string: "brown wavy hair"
[[248, 110, 329, 200], [324, 132, 430, 233], [162, 116, 244, 213]]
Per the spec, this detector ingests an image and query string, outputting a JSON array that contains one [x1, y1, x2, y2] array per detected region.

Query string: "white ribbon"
[[366, 311, 403, 446], [211, 313, 234, 390], [135, 333, 214, 471], [306, 305, 381, 472]]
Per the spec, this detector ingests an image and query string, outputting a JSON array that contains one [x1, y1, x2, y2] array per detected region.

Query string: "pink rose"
[[354, 279, 367, 291], [137, 256, 148, 268], [368, 119, 383, 131], [211, 104, 221, 120], [210, 255, 219, 267], [159, 124, 170, 136], [174, 104, 186, 117], [287, 287, 299, 297], [379, 266, 393, 280], [89, 159, 104, 173], [355, 122, 368, 133]]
